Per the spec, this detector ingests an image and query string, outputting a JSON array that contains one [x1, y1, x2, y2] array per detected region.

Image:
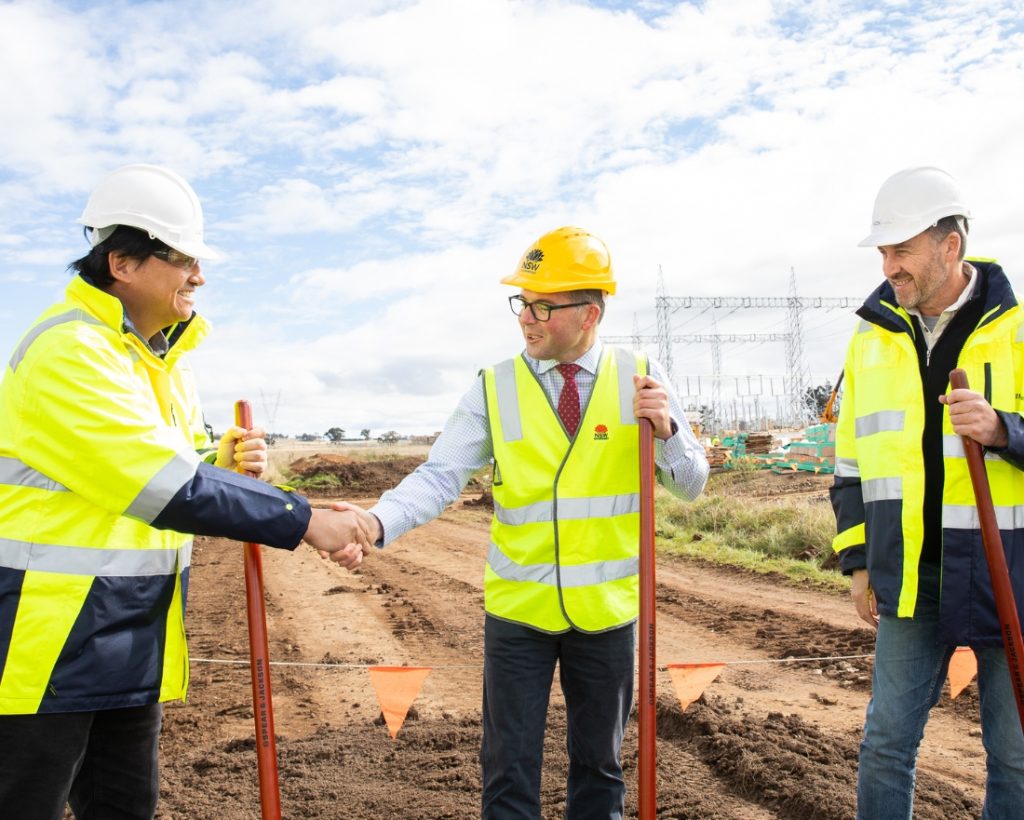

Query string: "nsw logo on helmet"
[[521, 249, 544, 273]]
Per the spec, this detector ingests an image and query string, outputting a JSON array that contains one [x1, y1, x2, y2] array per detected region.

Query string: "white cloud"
[[2, 0, 1023, 433]]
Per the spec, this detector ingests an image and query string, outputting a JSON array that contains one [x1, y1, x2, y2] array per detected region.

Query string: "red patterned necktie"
[[556, 363, 582, 436]]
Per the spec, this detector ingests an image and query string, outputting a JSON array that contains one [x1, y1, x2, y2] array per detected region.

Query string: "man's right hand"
[[302, 507, 373, 569], [851, 568, 879, 628]]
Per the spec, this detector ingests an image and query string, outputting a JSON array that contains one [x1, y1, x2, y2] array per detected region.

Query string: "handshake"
[[301, 502, 383, 570]]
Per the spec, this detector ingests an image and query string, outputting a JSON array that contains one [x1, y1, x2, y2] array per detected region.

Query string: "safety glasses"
[[151, 247, 199, 272]]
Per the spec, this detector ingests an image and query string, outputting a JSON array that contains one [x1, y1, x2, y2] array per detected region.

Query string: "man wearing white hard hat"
[[831, 166, 1024, 818], [0, 164, 371, 819]]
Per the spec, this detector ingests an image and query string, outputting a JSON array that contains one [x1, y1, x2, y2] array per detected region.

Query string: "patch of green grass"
[[283, 471, 342, 492], [654, 490, 845, 591]]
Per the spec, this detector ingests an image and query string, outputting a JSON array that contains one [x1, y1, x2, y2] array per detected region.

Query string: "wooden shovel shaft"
[[638, 417, 657, 818], [234, 400, 282, 819], [948, 369, 1024, 732]]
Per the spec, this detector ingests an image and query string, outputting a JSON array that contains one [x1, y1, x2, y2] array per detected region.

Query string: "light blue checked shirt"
[[371, 341, 709, 546]]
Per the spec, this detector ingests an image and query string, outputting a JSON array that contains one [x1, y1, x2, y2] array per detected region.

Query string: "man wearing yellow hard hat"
[[329, 226, 709, 817]]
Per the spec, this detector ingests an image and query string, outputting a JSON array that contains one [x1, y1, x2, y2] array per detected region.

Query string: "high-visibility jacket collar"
[[68, 274, 211, 364]]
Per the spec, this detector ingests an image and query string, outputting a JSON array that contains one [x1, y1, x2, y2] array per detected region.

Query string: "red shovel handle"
[[948, 369, 1024, 732], [638, 417, 657, 819], [234, 400, 282, 819]]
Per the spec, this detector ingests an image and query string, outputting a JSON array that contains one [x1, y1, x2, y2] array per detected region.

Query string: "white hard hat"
[[77, 164, 219, 260], [858, 166, 971, 248]]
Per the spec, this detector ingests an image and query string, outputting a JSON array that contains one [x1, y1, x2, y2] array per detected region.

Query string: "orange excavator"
[[820, 370, 844, 423]]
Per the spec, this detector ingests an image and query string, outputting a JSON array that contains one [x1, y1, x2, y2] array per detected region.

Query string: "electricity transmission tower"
[[605, 330, 792, 434], [624, 269, 860, 429], [260, 389, 282, 432]]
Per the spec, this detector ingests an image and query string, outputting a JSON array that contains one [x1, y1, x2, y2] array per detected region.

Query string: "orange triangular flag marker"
[[666, 663, 726, 711], [368, 666, 431, 738], [947, 647, 977, 699]]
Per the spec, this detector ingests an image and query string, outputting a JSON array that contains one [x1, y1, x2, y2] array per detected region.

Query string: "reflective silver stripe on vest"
[[123, 452, 200, 523], [855, 410, 905, 438], [493, 359, 522, 442], [487, 542, 638, 588], [942, 435, 1002, 462], [835, 457, 860, 478], [613, 346, 638, 426], [494, 493, 640, 526], [0, 457, 68, 492], [862, 476, 903, 502], [179, 540, 193, 571], [858, 320, 873, 334], [1017, 323, 1024, 344], [0, 538, 192, 576], [944, 504, 1024, 530], [9, 310, 106, 372]]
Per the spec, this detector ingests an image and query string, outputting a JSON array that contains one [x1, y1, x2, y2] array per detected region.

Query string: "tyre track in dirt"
[[156, 494, 987, 818]]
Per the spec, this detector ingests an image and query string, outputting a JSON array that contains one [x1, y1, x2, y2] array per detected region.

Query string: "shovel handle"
[[948, 369, 1024, 732], [235, 400, 282, 819], [638, 417, 657, 819]]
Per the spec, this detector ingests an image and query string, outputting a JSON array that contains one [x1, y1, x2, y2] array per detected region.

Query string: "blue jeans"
[[857, 613, 1024, 819], [0, 704, 163, 820], [480, 615, 635, 819]]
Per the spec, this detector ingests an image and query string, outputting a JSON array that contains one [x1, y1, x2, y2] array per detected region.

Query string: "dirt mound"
[[154, 496, 987, 818], [287, 454, 427, 496]]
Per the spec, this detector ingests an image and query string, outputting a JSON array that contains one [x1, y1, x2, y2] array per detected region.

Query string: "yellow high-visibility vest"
[[833, 294, 1024, 637], [482, 347, 646, 633], [0, 276, 211, 714]]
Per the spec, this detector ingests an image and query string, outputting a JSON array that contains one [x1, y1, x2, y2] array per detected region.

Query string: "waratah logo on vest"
[[593, 424, 609, 441]]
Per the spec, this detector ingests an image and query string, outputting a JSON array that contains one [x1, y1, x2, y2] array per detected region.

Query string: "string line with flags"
[[188, 647, 980, 738]]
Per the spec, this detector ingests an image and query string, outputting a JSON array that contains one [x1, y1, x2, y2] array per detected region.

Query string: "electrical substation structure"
[[608, 270, 860, 434]]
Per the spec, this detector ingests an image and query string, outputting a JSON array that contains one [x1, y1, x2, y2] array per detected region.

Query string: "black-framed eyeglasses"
[[508, 295, 590, 322], [152, 247, 199, 272]]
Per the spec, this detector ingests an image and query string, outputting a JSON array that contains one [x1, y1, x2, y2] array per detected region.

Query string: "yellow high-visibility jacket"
[[0, 276, 309, 714], [831, 261, 1024, 646], [481, 347, 646, 633]]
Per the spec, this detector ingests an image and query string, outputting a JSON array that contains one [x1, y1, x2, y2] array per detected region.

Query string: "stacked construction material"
[[768, 423, 836, 474], [706, 445, 731, 468], [744, 432, 775, 454], [707, 431, 781, 470]]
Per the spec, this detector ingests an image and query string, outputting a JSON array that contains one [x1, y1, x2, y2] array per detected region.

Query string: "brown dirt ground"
[[152, 462, 988, 819]]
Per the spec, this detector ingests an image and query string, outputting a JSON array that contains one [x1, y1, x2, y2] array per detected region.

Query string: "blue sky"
[[2, 0, 1023, 436]]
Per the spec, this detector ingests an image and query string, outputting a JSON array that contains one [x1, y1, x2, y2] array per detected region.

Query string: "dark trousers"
[[480, 615, 635, 819], [0, 703, 162, 820]]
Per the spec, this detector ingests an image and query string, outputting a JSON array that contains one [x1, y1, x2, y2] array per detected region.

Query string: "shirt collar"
[[531, 340, 603, 375]]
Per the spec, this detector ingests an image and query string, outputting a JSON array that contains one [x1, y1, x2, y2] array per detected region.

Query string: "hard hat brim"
[[857, 225, 921, 248], [75, 216, 221, 261], [171, 238, 221, 261], [499, 271, 616, 295]]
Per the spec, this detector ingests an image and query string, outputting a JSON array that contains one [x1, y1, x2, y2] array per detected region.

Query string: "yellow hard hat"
[[501, 226, 616, 295]]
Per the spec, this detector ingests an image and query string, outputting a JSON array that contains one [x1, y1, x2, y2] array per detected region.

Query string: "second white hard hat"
[[859, 166, 971, 248], [77, 164, 219, 260]]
